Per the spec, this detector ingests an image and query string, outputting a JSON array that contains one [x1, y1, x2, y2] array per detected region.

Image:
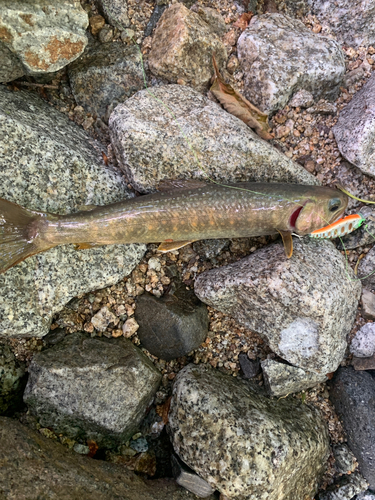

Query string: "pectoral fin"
[[75, 242, 97, 250], [157, 240, 195, 252], [277, 230, 293, 258]]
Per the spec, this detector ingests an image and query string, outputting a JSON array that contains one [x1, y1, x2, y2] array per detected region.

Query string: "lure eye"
[[328, 198, 341, 212]]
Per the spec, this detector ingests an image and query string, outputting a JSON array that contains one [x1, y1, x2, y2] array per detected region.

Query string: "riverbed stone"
[[333, 72, 375, 179], [23, 332, 162, 447], [0, 0, 88, 74], [148, 3, 227, 90], [109, 84, 317, 193], [237, 13, 345, 114], [168, 363, 330, 500], [195, 238, 361, 374], [0, 344, 26, 414], [0, 86, 145, 338]]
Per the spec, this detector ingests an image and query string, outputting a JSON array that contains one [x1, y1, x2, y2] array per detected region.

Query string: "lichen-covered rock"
[[309, 0, 375, 48], [333, 72, 375, 178], [148, 3, 227, 90], [168, 363, 330, 500], [237, 13, 345, 114], [24, 333, 162, 447], [195, 239, 361, 374], [109, 84, 317, 193], [97, 0, 130, 30], [68, 42, 144, 118], [0, 344, 25, 414], [0, 87, 145, 338], [0, 0, 88, 74], [0, 41, 25, 83]]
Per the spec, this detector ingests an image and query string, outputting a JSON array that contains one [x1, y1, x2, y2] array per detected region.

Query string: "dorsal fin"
[[157, 179, 208, 192]]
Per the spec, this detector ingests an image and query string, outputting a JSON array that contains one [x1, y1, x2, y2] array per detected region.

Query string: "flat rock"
[[68, 42, 144, 118], [109, 84, 317, 193], [350, 323, 375, 358], [0, 0, 88, 74], [0, 344, 25, 414], [309, 0, 375, 48], [333, 72, 375, 178], [329, 367, 375, 490], [261, 359, 327, 397], [0, 416, 214, 500], [0, 87, 145, 338], [195, 238, 361, 374], [168, 363, 330, 500], [148, 3, 227, 90], [0, 41, 25, 83], [318, 472, 368, 500], [23, 332, 162, 447], [237, 13, 345, 114], [97, 0, 130, 30]]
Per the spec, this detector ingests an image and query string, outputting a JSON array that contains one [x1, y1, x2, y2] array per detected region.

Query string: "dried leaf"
[[233, 12, 253, 30], [156, 396, 171, 425], [210, 55, 272, 140], [87, 439, 99, 458], [102, 151, 109, 166]]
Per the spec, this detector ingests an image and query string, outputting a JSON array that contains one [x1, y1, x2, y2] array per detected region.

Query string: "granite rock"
[[24, 332, 162, 447], [97, 0, 130, 30], [109, 84, 317, 193], [318, 472, 368, 500], [309, 0, 375, 48], [195, 238, 361, 374], [237, 13, 345, 114], [261, 359, 327, 397], [333, 72, 375, 179], [0, 86, 145, 338], [191, 5, 227, 37], [357, 245, 375, 292], [329, 367, 375, 490], [289, 89, 314, 108], [168, 363, 330, 500], [332, 443, 357, 475], [148, 3, 227, 90], [0, 344, 26, 414], [350, 323, 375, 358], [357, 492, 375, 500], [68, 42, 144, 118], [0, 41, 25, 83], [0, 0, 88, 74]]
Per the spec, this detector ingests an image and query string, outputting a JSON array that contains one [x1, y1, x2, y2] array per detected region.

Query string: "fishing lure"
[[310, 214, 365, 239]]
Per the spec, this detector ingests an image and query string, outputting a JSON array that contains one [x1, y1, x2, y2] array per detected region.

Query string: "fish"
[[310, 213, 365, 239], [0, 180, 348, 274]]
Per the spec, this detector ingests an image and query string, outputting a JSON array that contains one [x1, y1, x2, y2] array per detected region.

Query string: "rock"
[[0, 86, 145, 338], [261, 359, 327, 397], [338, 206, 375, 250], [357, 492, 375, 500], [0, 416, 213, 500], [332, 443, 357, 475], [0, 344, 26, 414], [168, 363, 330, 500], [135, 286, 208, 361], [148, 3, 227, 90], [191, 5, 227, 37], [193, 239, 229, 259], [68, 43, 144, 118], [171, 454, 215, 498], [97, 0, 130, 30], [122, 317, 139, 338], [109, 84, 317, 193], [309, 0, 375, 48], [358, 245, 375, 292], [91, 306, 118, 332], [144, 4, 167, 37], [352, 355, 375, 371], [329, 367, 375, 490], [333, 72, 375, 179], [318, 472, 368, 500], [237, 13, 345, 114], [23, 332, 162, 447], [195, 239, 360, 374], [89, 14, 106, 36], [306, 101, 337, 115], [289, 89, 314, 108], [238, 352, 260, 378], [350, 323, 375, 358], [0, 41, 25, 83], [0, 0, 88, 74], [98, 24, 114, 43]]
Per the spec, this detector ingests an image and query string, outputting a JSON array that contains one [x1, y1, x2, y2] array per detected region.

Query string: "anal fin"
[[277, 230, 293, 258], [157, 240, 195, 252]]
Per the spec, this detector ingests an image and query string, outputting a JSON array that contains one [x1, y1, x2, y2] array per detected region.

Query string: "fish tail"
[[0, 198, 53, 274]]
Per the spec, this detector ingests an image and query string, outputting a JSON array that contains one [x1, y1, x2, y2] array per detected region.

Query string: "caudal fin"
[[0, 198, 51, 273]]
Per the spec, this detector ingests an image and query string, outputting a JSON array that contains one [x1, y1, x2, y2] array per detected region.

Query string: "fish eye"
[[329, 198, 341, 212]]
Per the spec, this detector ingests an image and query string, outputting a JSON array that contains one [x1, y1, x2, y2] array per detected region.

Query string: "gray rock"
[[135, 287, 208, 361], [171, 454, 215, 498], [97, 0, 130, 30], [68, 43, 144, 118], [109, 84, 317, 193], [0, 41, 25, 83], [350, 323, 375, 358], [318, 472, 368, 500], [168, 363, 330, 500], [237, 13, 345, 114], [195, 238, 361, 374], [357, 492, 375, 500], [193, 239, 229, 259], [238, 352, 260, 379], [0, 416, 212, 500], [24, 332, 162, 447], [0, 86, 145, 338], [0, 344, 25, 414], [191, 5, 227, 37], [309, 0, 375, 48], [148, 3, 227, 90], [333, 72, 375, 179], [261, 359, 327, 397], [289, 89, 314, 108], [306, 101, 337, 115], [329, 367, 375, 490], [0, 0, 88, 74], [357, 245, 375, 292], [332, 443, 357, 475]]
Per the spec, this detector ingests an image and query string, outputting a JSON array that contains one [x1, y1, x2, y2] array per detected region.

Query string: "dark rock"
[[0, 344, 26, 415], [23, 332, 162, 447], [171, 454, 215, 498], [318, 472, 368, 500], [352, 355, 375, 371], [144, 4, 167, 37], [361, 288, 375, 321], [0, 41, 25, 83], [135, 287, 208, 361], [238, 352, 260, 378], [329, 367, 375, 489], [193, 239, 229, 259]]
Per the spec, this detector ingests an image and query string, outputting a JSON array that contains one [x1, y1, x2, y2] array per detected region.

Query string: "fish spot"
[[341, 226, 345, 233], [349, 223, 353, 230]]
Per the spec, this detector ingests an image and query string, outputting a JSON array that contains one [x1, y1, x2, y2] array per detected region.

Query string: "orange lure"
[[310, 214, 365, 239]]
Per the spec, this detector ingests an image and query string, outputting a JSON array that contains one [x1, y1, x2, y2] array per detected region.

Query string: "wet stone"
[[350, 323, 375, 358], [332, 443, 357, 475], [171, 454, 215, 498], [0, 344, 26, 415], [318, 472, 368, 500]]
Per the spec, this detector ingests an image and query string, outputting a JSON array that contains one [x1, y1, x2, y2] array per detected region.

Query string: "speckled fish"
[[0, 180, 348, 273]]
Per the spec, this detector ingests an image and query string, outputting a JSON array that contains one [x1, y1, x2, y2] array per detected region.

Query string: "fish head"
[[292, 188, 348, 234]]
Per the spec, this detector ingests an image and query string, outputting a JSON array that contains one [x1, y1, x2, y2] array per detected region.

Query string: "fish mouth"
[[289, 204, 305, 230]]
